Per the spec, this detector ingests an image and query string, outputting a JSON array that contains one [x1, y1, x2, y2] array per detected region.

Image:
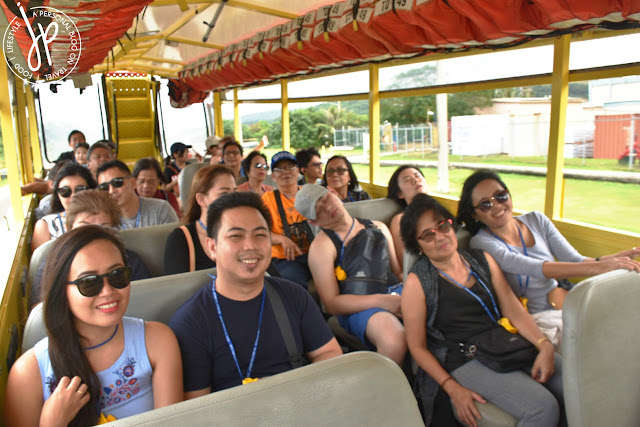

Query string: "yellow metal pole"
[[281, 79, 290, 151], [233, 88, 241, 142], [545, 35, 571, 219], [213, 91, 224, 137], [368, 63, 380, 185], [0, 65, 25, 222], [25, 88, 43, 177], [15, 82, 34, 184]]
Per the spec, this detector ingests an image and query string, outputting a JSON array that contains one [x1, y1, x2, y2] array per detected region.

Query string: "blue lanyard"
[[198, 219, 207, 232], [342, 192, 355, 203], [55, 213, 66, 234], [436, 255, 501, 323], [121, 199, 142, 229], [332, 217, 356, 267], [210, 276, 265, 383], [486, 226, 530, 298]]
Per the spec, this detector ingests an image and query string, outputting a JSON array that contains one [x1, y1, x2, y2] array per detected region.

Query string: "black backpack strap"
[[274, 190, 292, 239], [264, 280, 306, 369]]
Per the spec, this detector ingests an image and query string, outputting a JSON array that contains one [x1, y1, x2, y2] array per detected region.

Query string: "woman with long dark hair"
[[5, 226, 182, 426], [400, 194, 563, 426], [31, 163, 97, 252], [323, 155, 371, 203], [164, 165, 236, 274]]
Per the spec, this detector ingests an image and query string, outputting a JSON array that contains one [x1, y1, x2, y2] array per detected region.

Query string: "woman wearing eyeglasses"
[[323, 155, 371, 203], [31, 163, 97, 252], [5, 226, 182, 426], [237, 152, 274, 196], [164, 165, 237, 275], [458, 169, 640, 350], [401, 194, 563, 427]]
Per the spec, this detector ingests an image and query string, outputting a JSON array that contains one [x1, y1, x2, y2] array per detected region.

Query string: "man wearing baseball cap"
[[261, 151, 314, 288], [296, 184, 406, 365]]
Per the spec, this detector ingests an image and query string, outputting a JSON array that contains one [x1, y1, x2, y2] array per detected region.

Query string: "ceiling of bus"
[[1, 0, 639, 89]]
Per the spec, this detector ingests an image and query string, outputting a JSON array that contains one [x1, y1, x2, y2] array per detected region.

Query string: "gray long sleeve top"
[[470, 211, 586, 314]]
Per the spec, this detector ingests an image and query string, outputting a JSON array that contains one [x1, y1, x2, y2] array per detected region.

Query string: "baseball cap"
[[205, 136, 220, 150], [170, 142, 192, 154], [294, 184, 328, 220], [270, 151, 297, 170]]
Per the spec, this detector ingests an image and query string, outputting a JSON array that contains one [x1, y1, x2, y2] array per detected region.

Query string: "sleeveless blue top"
[[34, 317, 154, 420]]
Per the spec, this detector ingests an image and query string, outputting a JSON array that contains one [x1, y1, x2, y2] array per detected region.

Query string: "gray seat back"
[[28, 239, 54, 290], [178, 163, 208, 207], [563, 269, 640, 427], [108, 351, 423, 426], [119, 222, 179, 277], [344, 198, 402, 226], [22, 268, 215, 352]]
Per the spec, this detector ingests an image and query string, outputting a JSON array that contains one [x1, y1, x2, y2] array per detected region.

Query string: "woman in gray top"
[[457, 170, 640, 347]]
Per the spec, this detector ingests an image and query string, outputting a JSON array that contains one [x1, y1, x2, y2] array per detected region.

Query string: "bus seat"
[[28, 240, 54, 298], [344, 198, 402, 227], [22, 268, 215, 352], [562, 269, 640, 426], [107, 351, 424, 426], [119, 222, 179, 277], [178, 163, 208, 207]]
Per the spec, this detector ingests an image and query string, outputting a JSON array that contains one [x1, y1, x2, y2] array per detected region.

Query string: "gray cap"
[[294, 184, 328, 220]]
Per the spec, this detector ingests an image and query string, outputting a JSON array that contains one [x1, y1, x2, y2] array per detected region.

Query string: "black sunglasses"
[[253, 163, 269, 170], [418, 219, 453, 243], [98, 177, 127, 191], [326, 167, 348, 176], [473, 190, 510, 213], [68, 266, 132, 297], [57, 185, 88, 198]]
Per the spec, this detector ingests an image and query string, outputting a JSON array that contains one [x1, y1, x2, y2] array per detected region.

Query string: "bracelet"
[[595, 257, 600, 261], [440, 376, 454, 389], [536, 337, 551, 348]]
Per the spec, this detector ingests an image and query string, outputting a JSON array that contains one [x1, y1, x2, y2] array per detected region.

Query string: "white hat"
[[205, 136, 221, 150], [295, 184, 328, 220]]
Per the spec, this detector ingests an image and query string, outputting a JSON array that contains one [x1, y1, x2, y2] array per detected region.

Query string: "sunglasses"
[[253, 163, 269, 170], [309, 162, 323, 168], [326, 167, 348, 176], [57, 185, 88, 198], [418, 218, 453, 243], [98, 177, 127, 191], [68, 266, 132, 297], [473, 190, 510, 213]]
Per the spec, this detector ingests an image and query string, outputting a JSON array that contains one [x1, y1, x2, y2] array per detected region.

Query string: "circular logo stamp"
[[2, 3, 81, 84]]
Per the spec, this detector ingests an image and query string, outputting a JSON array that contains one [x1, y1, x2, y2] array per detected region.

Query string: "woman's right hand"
[[597, 256, 640, 274], [445, 380, 487, 427], [40, 376, 90, 427], [281, 237, 302, 261]]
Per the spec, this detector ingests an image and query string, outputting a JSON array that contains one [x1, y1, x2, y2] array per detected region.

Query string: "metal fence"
[[334, 124, 434, 153]]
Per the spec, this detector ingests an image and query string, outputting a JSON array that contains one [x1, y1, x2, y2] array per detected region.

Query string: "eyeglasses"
[[68, 266, 132, 297], [326, 167, 348, 176], [309, 162, 323, 168], [224, 150, 241, 156], [98, 177, 127, 191], [57, 185, 89, 198], [273, 165, 297, 174], [253, 163, 269, 170], [473, 190, 510, 213], [418, 219, 453, 243]]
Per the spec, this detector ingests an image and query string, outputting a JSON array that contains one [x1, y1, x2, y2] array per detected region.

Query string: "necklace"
[[83, 324, 119, 351]]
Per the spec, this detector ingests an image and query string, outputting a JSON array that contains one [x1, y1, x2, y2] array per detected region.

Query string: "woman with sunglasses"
[[236, 151, 274, 196], [458, 169, 640, 349], [164, 165, 236, 275], [32, 163, 97, 252], [387, 165, 429, 268], [5, 226, 182, 426], [400, 194, 563, 427], [323, 155, 371, 203]]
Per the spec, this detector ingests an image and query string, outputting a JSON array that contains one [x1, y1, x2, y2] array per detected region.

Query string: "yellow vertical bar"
[[281, 79, 290, 151], [0, 65, 25, 222], [213, 91, 224, 137], [368, 63, 380, 184], [26, 88, 43, 176], [545, 35, 570, 219], [15, 82, 34, 183], [233, 88, 241, 141]]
